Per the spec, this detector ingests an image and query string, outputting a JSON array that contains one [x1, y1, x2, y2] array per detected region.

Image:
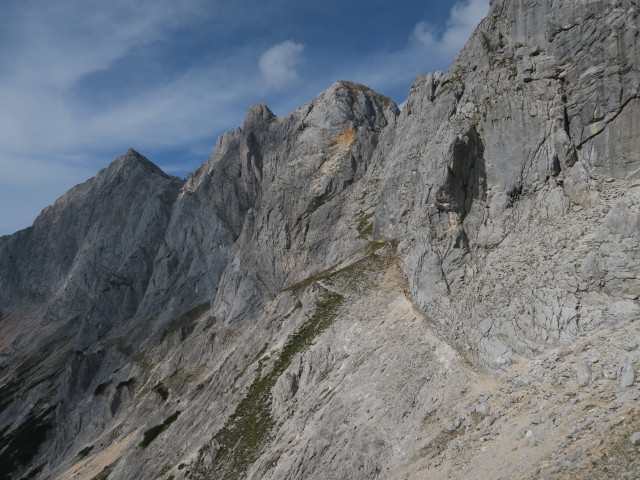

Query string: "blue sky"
[[0, 0, 489, 235]]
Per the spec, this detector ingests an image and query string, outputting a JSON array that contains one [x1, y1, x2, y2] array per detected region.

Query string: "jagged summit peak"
[[237, 81, 397, 138], [125, 147, 141, 156], [118, 147, 154, 166], [106, 148, 174, 180], [323, 80, 396, 108], [243, 103, 276, 127], [246, 103, 275, 118], [329, 80, 376, 93], [287, 80, 399, 133]]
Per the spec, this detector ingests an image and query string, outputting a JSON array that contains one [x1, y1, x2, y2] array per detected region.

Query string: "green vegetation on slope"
[[190, 240, 392, 479], [197, 289, 344, 479], [164, 302, 211, 342]]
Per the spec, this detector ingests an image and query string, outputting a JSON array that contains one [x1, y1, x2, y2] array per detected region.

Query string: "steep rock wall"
[[373, 0, 640, 369], [0, 0, 639, 479]]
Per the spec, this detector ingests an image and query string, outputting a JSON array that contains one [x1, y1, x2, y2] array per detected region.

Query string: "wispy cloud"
[[413, 0, 489, 60], [0, 0, 251, 233], [2, 0, 209, 89], [259, 40, 305, 89], [0, 58, 262, 232], [328, 0, 489, 99], [0, 0, 489, 235], [0, 0, 212, 154]]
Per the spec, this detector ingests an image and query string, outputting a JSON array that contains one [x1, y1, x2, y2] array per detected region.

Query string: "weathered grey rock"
[[577, 363, 593, 387], [0, 149, 184, 350], [372, 0, 640, 371], [620, 362, 636, 388], [211, 81, 397, 325], [0, 0, 639, 479], [476, 402, 491, 416]]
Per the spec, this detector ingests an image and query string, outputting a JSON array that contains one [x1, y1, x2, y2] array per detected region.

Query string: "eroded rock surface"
[[0, 0, 639, 479]]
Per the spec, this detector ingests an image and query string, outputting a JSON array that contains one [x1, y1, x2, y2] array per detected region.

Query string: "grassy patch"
[[115, 342, 134, 357], [321, 246, 387, 294], [219, 327, 240, 346], [190, 239, 394, 479], [140, 411, 181, 448], [154, 462, 172, 479], [419, 428, 463, 461], [578, 416, 640, 479], [132, 352, 153, 375], [356, 211, 375, 239], [231, 344, 269, 390], [284, 238, 389, 294], [195, 289, 344, 479], [164, 302, 210, 341], [283, 269, 334, 294]]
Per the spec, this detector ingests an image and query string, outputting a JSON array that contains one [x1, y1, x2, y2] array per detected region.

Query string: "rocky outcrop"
[[373, 0, 640, 370], [0, 149, 183, 351], [211, 82, 397, 324], [0, 0, 639, 479]]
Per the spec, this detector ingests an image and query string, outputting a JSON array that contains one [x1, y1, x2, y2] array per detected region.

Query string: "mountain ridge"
[[1, 0, 639, 478]]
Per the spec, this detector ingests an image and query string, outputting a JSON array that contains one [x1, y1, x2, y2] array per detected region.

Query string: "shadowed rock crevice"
[[436, 126, 486, 222]]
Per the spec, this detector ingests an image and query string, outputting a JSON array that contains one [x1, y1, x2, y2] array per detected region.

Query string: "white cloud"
[[0, 0, 253, 234], [3, 0, 208, 90], [0, 0, 215, 158], [414, 0, 489, 60], [0, 58, 264, 233], [259, 40, 305, 88], [336, 0, 488, 95], [0, 0, 489, 235]]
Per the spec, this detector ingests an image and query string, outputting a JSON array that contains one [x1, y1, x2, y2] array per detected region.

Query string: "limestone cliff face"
[[0, 150, 183, 352], [1, 1, 639, 479], [374, 0, 640, 369]]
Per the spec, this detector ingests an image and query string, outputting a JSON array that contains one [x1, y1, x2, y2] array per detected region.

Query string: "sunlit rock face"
[[0, 1, 639, 479]]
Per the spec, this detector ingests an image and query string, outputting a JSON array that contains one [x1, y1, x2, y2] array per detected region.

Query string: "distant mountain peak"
[[105, 148, 175, 180]]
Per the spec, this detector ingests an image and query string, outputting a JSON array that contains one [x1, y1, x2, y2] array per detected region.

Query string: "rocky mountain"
[[1, 0, 639, 479]]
